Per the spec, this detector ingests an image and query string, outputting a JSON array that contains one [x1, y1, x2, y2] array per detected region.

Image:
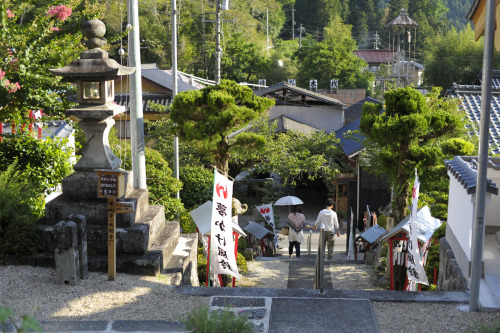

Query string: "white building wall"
[[447, 171, 475, 261], [269, 104, 344, 133], [486, 170, 500, 228]]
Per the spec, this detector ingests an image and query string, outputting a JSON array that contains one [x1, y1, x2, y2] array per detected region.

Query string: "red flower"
[[46, 5, 72, 21], [6, 10, 14, 19]]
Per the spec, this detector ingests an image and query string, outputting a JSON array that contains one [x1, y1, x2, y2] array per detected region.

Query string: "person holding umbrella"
[[310, 198, 340, 260], [287, 206, 306, 258]]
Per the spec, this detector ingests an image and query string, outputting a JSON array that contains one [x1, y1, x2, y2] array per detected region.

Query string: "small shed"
[[354, 224, 387, 261], [380, 206, 442, 290], [243, 221, 276, 257]]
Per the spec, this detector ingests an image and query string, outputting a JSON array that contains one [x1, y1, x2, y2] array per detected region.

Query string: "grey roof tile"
[[444, 156, 498, 195]]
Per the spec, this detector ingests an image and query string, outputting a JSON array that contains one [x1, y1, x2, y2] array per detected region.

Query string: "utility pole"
[[215, 0, 221, 84], [127, 0, 147, 190], [291, 7, 295, 40], [266, 10, 269, 55], [373, 31, 380, 50], [172, 0, 180, 199], [470, 0, 495, 312], [299, 24, 305, 47]]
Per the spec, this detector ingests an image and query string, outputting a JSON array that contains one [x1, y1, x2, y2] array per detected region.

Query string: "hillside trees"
[[422, 26, 500, 90], [292, 15, 373, 89], [360, 86, 468, 222]]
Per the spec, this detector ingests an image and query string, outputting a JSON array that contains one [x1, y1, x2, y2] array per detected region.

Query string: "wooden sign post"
[[96, 170, 133, 280]]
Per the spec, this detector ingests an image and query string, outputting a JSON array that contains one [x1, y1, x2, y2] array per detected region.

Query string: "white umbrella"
[[274, 195, 303, 206]]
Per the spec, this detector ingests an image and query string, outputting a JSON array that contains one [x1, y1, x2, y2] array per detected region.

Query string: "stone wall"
[[437, 237, 469, 292]]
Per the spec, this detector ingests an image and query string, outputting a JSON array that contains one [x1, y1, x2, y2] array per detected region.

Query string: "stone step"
[[479, 278, 500, 312], [87, 252, 164, 276], [116, 189, 149, 227], [162, 233, 200, 286], [148, 220, 181, 270]]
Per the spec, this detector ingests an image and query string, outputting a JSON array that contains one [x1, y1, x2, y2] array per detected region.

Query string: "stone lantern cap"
[[50, 19, 135, 80]]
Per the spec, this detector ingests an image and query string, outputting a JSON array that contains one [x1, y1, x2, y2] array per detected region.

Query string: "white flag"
[[256, 203, 277, 246], [210, 171, 240, 280], [406, 171, 429, 285], [347, 208, 355, 260]]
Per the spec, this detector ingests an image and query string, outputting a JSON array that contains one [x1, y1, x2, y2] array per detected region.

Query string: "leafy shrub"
[[377, 215, 387, 229], [197, 253, 208, 285], [0, 306, 42, 333], [236, 252, 248, 275], [179, 166, 213, 210], [179, 211, 197, 233], [237, 237, 248, 253], [182, 305, 253, 333], [0, 165, 39, 256], [115, 143, 184, 221], [0, 132, 73, 215]]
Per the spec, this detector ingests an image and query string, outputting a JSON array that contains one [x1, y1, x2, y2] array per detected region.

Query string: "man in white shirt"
[[311, 198, 340, 259]]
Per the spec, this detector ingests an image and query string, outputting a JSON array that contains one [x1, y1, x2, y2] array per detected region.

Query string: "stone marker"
[[54, 221, 80, 286], [65, 214, 88, 279]]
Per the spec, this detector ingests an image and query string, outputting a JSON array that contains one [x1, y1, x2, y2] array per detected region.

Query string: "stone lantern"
[[49, 19, 135, 200]]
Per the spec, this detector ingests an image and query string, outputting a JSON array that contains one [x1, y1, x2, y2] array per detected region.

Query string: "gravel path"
[[1, 262, 500, 333]]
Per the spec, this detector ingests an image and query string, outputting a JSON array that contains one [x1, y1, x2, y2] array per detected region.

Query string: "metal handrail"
[[314, 226, 325, 293]]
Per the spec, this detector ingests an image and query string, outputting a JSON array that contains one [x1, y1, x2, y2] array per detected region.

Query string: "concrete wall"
[[486, 169, 500, 230], [446, 172, 475, 262], [269, 104, 344, 134]]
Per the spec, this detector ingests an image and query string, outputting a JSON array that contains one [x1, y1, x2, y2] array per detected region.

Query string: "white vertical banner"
[[256, 203, 277, 246], [210, 171, 240, 280], [347, 208, 355, 260], [406, 171, 429, 286]]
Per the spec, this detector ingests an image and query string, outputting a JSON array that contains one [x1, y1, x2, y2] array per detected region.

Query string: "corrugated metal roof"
[[141, 67, 199, 92], [356, 224, 387, 244], [243, 221, 274, 240], [381, 206, 442, 244], [254, 82, 345, 107], [444, 156, 499, 195], [354, 50, 394, 64]]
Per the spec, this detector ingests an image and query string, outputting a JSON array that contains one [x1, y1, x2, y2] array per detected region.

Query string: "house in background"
[[467, 0, 500, 50], [334, 97, 391, 230], [444, 156, 500, 310], [113, 64, 203, 139], [254, 81, 346, 135]]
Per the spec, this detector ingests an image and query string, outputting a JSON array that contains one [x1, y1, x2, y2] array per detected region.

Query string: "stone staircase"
[[34, 170, 198, 285]]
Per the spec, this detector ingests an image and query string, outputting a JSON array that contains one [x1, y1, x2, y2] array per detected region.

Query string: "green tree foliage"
[[0, 164, 41, 256], [0, 132, 73, 214], [360, 86, 467, 222], [422, 26, 500, 90], [229, 117, 348, 188], [0, 0, 102, 122], [170, 80, 275, 175], [179, 166, 214, 210], [443, 0, 473, 31], [222, 33, 270, 83], [292, 15, 373, 89]]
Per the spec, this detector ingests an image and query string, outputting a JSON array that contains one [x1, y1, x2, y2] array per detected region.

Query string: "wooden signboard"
[[95, 169, 132, 280]]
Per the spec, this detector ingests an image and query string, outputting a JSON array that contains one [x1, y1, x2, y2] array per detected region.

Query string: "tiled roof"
[[335, 97, 383, 157], [474, 70, 500, 88], [354, 49, 393, 64], [254, 82, 345, 107], [115, 93, 171, 113], [447, 84, 500, 154], [344, 96, 382, 125], [444, 156, 499, 195]]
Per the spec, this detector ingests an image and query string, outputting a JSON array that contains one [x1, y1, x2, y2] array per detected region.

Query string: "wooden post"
[[389, 238, 394, 290], [107, 197, 116, 280], [232, 231, 239, 288], [206, 236, 211, 287]]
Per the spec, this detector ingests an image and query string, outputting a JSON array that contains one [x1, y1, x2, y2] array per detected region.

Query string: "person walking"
[[287, 206, 306, 258], [311, 198, 340, 260]]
